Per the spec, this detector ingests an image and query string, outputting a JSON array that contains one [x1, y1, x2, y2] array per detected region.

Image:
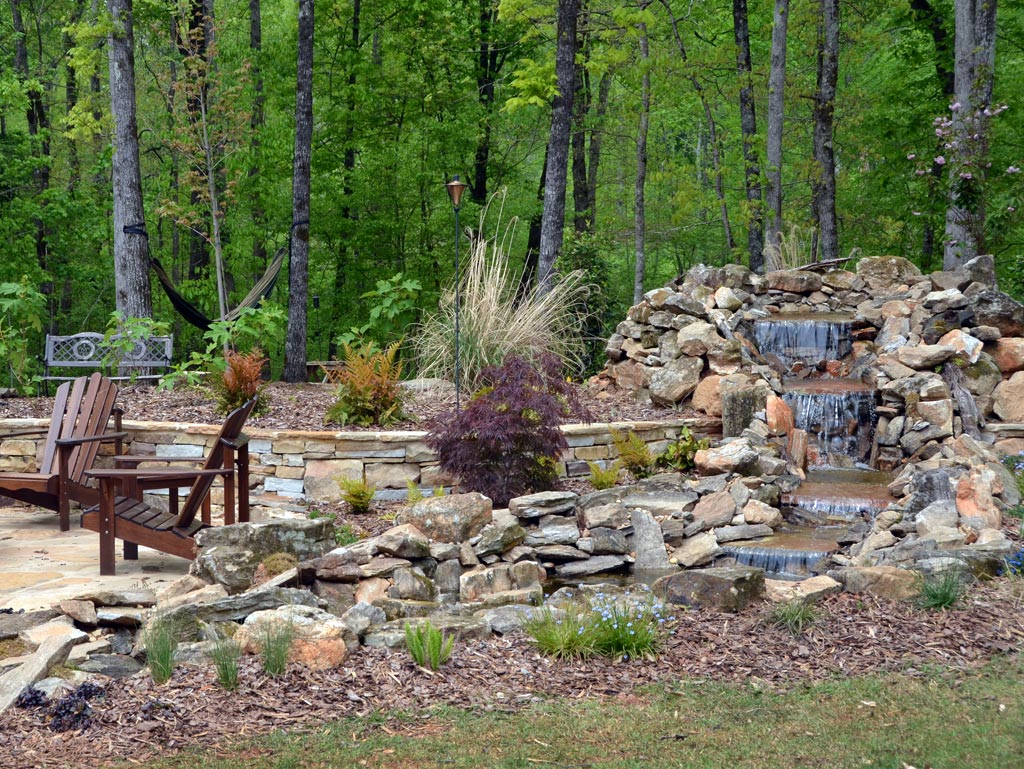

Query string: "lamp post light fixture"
[[445, 175, 469, 412]]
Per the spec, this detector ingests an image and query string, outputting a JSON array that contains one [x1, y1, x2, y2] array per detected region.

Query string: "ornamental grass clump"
[[210, 638, 242, 691], [414, 196, 591, 390], [917, 571, 966, 610], [770, 599, 819, 636], [404, 620, 455, 670], [143, 615, 182, 685], [426, 353, 590, 507], [522, 606, 595, 660], [257, 621, 295, 676]]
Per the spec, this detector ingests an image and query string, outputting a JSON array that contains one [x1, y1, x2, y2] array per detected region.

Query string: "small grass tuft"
[[210, 638, 242, 691], [143, 615, 182, 684], [522, 607, 594, 660], [587, 460, 621, 490], [918, 571, 965, 610], [404, 620, 455, 670], [770, 599, 819, 636], [257, 621, 295, 676]]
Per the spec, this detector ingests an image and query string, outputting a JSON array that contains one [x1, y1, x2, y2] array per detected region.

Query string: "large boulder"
[[992, 372, 1024, 422], [396, 492, 493, 543], [649, 357, 704, 405], [971, 289, 1024, 337], [631, 509, 672, 571], [694, 440, 760, 476], [856, 256, 923, 292], [652, 566, 765, 612], [192, 520, 335, 594], [234, 604, 349, 671]]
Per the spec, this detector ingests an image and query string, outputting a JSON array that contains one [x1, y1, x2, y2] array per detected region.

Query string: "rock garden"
[[2, 255, 1024, 767]]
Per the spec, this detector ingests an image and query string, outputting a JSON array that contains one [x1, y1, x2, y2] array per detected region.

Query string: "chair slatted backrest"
[[39, 373, 119, 482], [173, 398, 256, 531]]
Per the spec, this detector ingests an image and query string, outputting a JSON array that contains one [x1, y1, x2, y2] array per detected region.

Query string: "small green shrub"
[[522, 607, 594, 660], [0, 277, 46, 393], [210, 638, 242, 691], [338, 477, 376, 513], [770, 600, 819, 636], [406, 480, 424, 503], [587, 460, 621, 490], [656, 427, 711, 473], [918, 571, 965, 610], [325, 341, 406, 427], [257, 621, 294, 676], [611, 429, 655, 480], [404, 620, 455, 670], [335, 523, 360, 546], [143, 616, 181, 684]]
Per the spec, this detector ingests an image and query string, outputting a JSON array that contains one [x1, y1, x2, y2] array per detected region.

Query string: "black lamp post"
[[445, 176, 468, 411]]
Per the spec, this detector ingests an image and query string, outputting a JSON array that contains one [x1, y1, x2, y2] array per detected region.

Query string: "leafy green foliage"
[[522, 607, 594, 660], [0, 278, 45, 393], [656, 427, 711, 473], [334, 524, 361, 546], [335, 273, 421, 351], [338, 477, 376, 514], [587, 460, 621, 490], [325, 341, 406, 427], [403, 620, 455, 670], [611, 429, 655, 480], [427, 354, 590, 507]]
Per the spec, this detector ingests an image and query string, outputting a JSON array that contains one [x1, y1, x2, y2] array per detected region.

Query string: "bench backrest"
[[45, 333, 173, 372]]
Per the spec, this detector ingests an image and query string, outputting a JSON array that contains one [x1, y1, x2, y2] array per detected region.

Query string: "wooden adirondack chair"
[[82, 399, 256, 575], [0, 373, 125, 531]]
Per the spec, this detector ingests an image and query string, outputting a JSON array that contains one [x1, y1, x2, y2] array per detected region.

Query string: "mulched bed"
[[0, 379, 683, 433], [1, 582, 1022, 768]]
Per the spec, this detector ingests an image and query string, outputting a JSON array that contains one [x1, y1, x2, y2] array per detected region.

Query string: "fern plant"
[[210, 347, 268, 414], [611, 429, 655, 480], [325, 341, 406, 427], [339, 477, 376, 513], [587, 461, 621, 490]]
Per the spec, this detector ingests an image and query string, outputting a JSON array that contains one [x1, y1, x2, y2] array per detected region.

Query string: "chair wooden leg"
[[223, 448, 235, 526], [124, 541, 138, 560], [238, 444, 250, 524], [99, 483, 116, 576]]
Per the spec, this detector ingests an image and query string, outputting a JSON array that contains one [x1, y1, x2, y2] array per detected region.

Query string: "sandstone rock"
[[311, 581, 357, 616], [694, 440, 760, 476], [671, 531, 721, 568], [631, 509, 671, 571], [924, 288, 968, 312], [856, 256, 922, 292], [765, 394, 794, 435], [391, 567, 437, 602], [765, 575, 842, 604], [535, 545, 589, 562], [916, 399, 953, 432], [649, 357, 704, 405], [375, 524, 431, 559], [474, 509, 526, 556], [340, 602, 386, 641], [955, 465, 1002, 529], [0, 634, 78, 714], [765, 270, 822, 293], [837, 566, 919, 600], [300, 552, 363, 584], [987, 337, 1024, 374], [192, 520, 335, 594], [690, 491, 737, 530], [433, 559, 463, 593], [460, 562, 544, 602], [396, 492, 493, 543], [508, 491, 577, 519], [621, 491, 698, 517], [0, 610, 60, 642], [663, 293, 710, 318], [712, 524, 773, 543], [58, 600, 98, 627], [582, 502, 630, 530], [360, 557, 413, 579], [653, 566, 765, 612], [74, 589, 156, 608], [741, 499, 783, 527], [355, 577, 390, 605], [555, 555, 628, 578], [691, 375, 724, 416], [937, 329, 982, 363], [235, 604, 349, 671], [714, 286, 744, 311], [896, 344, 955, 370], [993, 371, 1024, 422], [158, 587, 320, 629]]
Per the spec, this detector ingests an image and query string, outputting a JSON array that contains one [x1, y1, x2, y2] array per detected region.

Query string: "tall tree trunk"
[[661, 0, 733, 251], [765, 0, 789, 252], [334, 0, 360, 321], [812, 0, 839, 263], [732, 0, 763, 272], [537, 0, 579, 293], [586, 72, 611, 231], [472, 0, 503, 206], [521, 146, 549, 299], [633, 12, 651, 304], [249, 0, 267, 263], [943, 0, 998, 268], [176, 0, 210, 278], [284, 0, 314, 381], [107, 0, 152, 318], [10, 0, 51, 272]]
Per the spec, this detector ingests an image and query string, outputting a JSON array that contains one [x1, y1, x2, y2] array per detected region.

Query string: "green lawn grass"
[[112, 655, 1023, 769]]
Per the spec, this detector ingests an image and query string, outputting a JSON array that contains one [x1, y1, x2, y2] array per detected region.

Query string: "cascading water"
[[752, 313, 853, 368], [783, 379, 877, 467]]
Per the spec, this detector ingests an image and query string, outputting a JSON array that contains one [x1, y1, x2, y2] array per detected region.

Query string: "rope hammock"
[[151, 247, 286, 331]]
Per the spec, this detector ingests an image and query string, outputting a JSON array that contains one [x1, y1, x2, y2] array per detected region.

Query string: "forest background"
[[1, 0, 1022, 385]]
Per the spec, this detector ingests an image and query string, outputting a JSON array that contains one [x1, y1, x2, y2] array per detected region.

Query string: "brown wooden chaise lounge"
[[82, 399, 256, 575], [0, 373, 124, 531]]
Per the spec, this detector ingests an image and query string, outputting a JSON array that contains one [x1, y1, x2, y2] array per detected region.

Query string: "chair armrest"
[[86, 467, 233, 491], [55, 431, 129, 448], [111, 455, 205, 466]]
